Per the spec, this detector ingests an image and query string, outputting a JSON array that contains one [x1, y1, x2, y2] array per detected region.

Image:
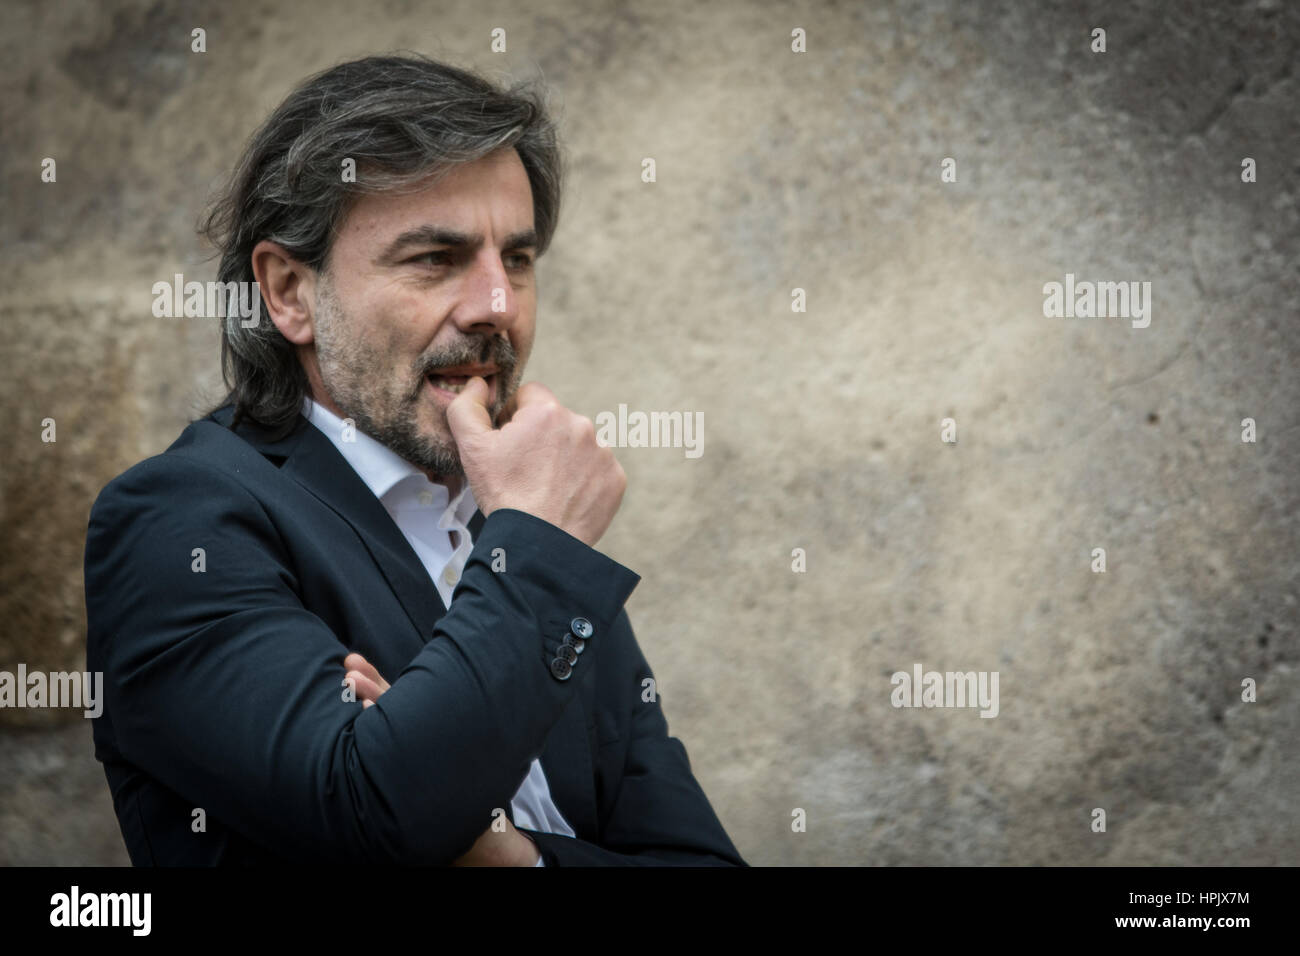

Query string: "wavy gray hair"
[[200, 52, 564, 437]]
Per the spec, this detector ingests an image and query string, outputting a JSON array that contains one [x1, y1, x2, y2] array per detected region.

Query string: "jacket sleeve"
[[519, 616, 748, 866], [84, 453, 639, 864]]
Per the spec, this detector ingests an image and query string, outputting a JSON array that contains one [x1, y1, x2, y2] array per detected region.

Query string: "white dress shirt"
[[303, 397, 573, 864]]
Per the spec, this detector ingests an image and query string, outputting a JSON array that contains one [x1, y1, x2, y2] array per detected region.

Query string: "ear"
[[251, 240, 318, 345]]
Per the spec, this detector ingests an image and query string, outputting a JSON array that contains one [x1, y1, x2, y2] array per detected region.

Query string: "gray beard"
[[312, 291, 455, 480], [342, 393, 464, 479]]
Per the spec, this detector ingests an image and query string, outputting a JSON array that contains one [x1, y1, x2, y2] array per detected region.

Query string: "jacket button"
[[556, 643, 578, 665], [570, 617, 593, 639], [549, 657, 573, 681], [562, 634, 585, 655]]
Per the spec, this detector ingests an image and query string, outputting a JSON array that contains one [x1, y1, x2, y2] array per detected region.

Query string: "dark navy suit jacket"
[[83, 404, 745, 866]]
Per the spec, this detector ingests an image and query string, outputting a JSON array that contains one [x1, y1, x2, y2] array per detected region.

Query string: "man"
[[83, 53, 745, 866]]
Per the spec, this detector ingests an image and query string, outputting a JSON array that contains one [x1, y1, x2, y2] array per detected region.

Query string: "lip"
[[424, 369, 497, 405]]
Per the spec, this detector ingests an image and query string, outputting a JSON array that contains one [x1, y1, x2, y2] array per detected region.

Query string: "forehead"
[[336, 148, 535, 252]]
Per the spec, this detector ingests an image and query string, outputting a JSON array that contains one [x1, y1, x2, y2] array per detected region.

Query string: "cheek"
[[368, 304, 428, 365]]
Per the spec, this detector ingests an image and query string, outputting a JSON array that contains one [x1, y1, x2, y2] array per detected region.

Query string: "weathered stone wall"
[[1, 0, 1296, 865]]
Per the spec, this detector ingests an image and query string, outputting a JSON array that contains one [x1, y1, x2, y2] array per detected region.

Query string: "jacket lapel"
[[209, 405, 448, 645]]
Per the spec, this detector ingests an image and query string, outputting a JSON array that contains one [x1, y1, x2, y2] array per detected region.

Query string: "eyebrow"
[[377, 225, 538, 264]]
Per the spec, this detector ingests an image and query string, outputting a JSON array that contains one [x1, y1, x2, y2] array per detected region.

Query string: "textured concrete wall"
[[1, 0, 1296, 865]]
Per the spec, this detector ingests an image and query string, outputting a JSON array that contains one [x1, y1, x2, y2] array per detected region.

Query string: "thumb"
[[445, 375, 493, 441]]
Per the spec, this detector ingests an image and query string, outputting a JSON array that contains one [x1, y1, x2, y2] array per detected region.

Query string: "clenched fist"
[[447, 378, 626, 547]]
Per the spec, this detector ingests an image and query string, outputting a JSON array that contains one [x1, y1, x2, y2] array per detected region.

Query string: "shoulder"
[[88, 410, 288, 534], [84, 412, 305, 600], [92, 405, 307, 512]]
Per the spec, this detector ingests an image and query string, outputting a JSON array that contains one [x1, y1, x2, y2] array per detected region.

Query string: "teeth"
[[429, 374, 485, 394], [430, 377, 466, 394]]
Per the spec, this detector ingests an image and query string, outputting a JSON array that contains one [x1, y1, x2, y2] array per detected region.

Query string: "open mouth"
[[425, 367, 498, 403]]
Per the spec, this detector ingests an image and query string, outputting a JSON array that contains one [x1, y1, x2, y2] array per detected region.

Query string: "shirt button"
[[549, 658, 573, 681], [569, 617, 594, 639], [442, 567, 459, 586]]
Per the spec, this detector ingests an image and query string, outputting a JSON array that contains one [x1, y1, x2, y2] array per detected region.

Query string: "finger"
[[493, 382, 557, 430], [346, 670, 387, 704], [346, 671, 385, 702], [445, 376, 493, 442], [343, 653, 390, 691], [510, 381, 557, 410], [344, 652, 390, 690], [495, 387, 521, 427]]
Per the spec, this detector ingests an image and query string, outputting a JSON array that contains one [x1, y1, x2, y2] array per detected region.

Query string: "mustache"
[[414, 336, 517, 382]]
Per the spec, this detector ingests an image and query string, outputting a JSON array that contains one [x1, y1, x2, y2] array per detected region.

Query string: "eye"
[[408, 250, 453, 267], [506, 252, 534, 270]]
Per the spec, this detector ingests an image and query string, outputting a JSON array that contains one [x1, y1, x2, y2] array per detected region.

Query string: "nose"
[[447, 248, 521, 336]]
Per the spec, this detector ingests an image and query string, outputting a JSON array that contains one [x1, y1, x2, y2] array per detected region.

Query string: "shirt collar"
[[303, 397, 476, 520]]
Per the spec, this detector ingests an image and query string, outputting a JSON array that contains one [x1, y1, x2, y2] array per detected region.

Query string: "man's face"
[[304, 147, 538, 481]]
